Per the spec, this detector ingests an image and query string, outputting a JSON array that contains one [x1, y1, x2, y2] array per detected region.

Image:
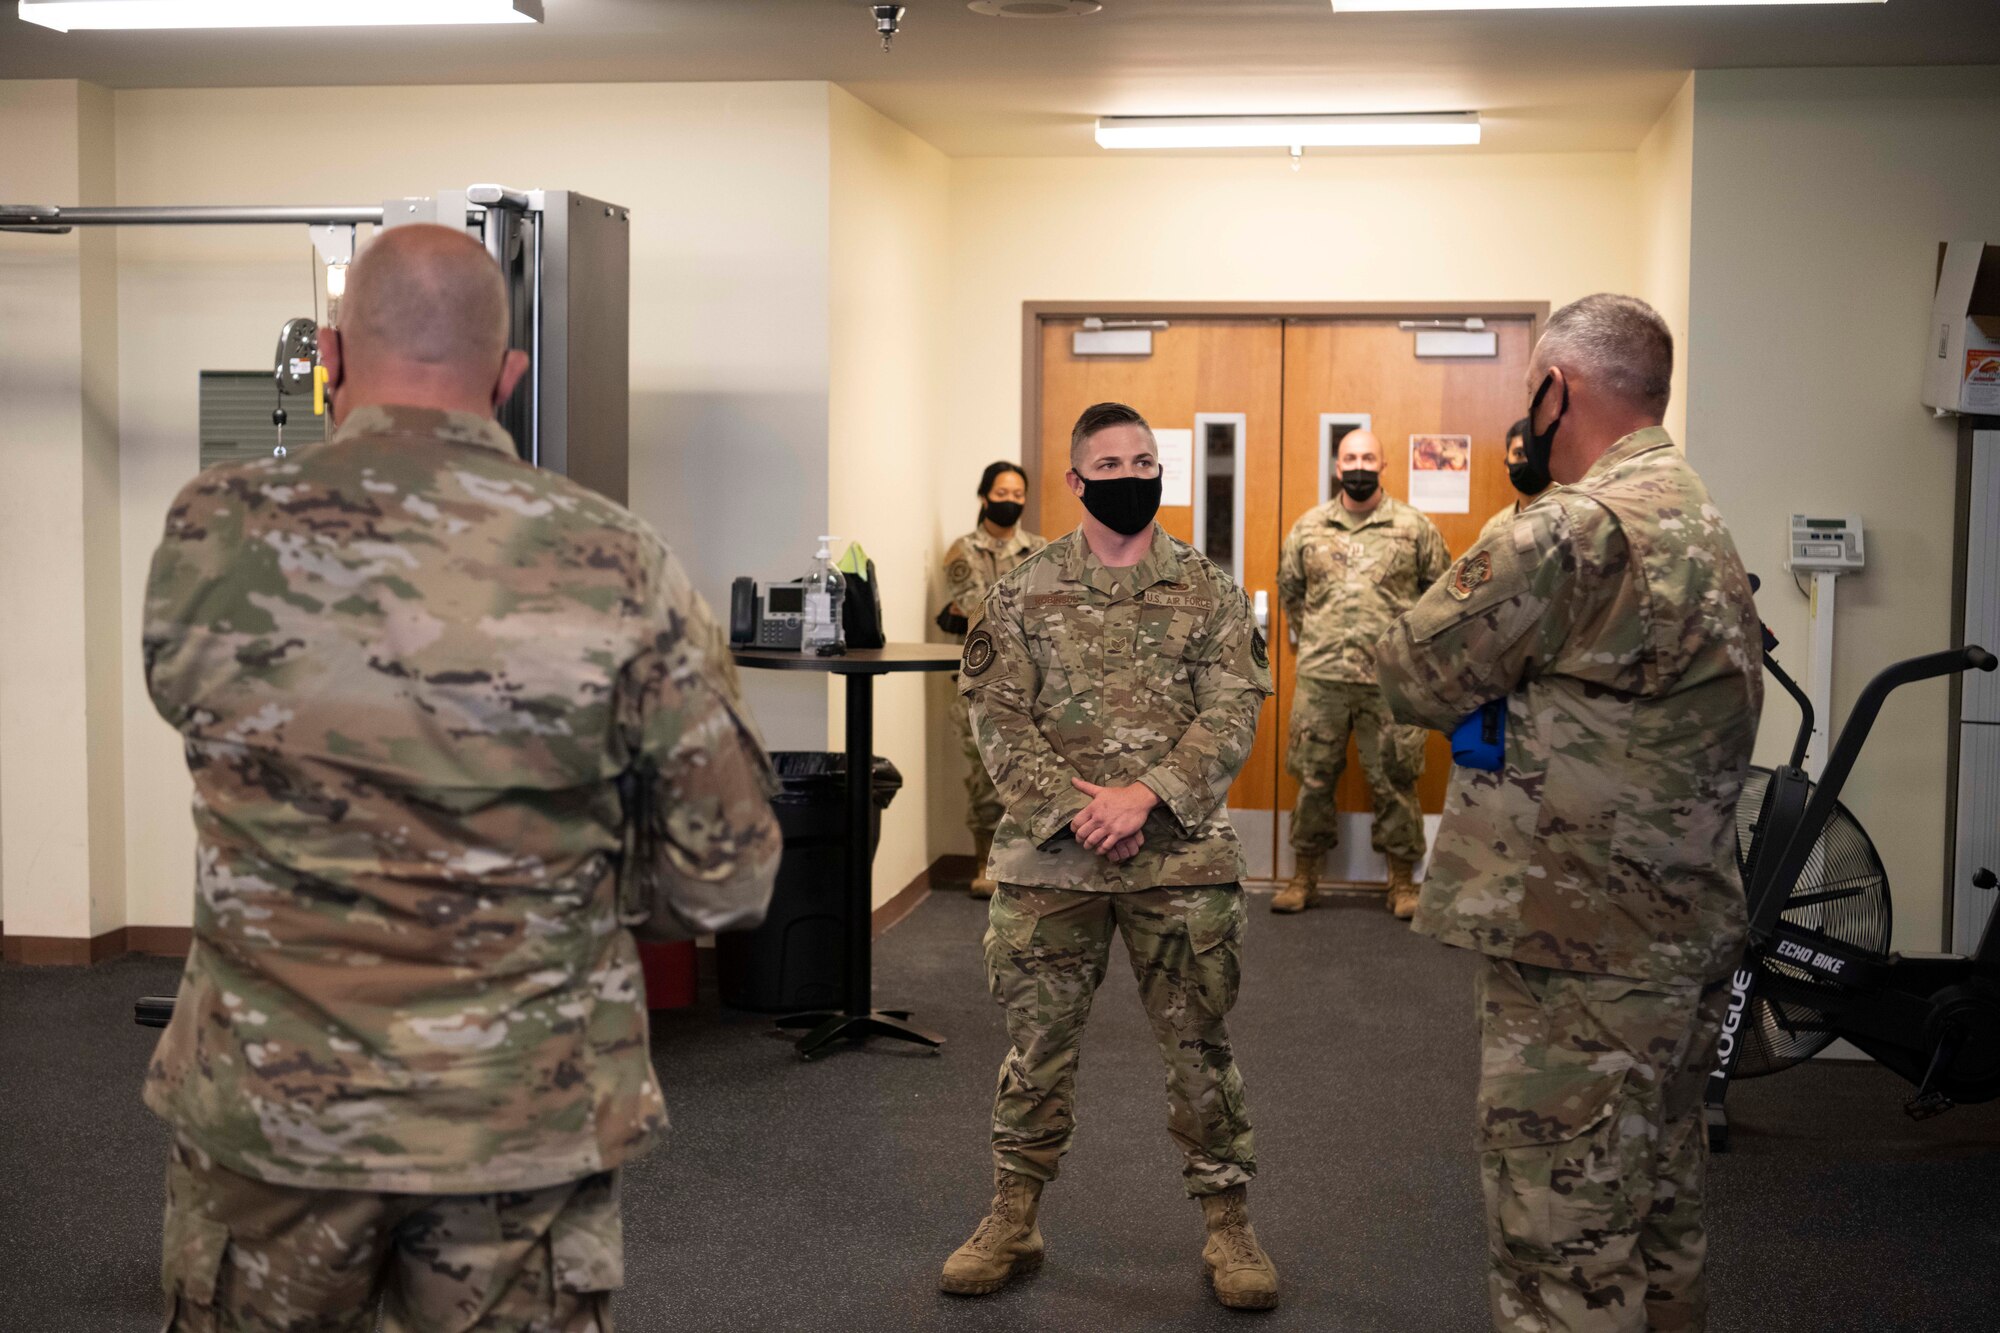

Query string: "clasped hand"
[[1069, 778, 1158, 864]]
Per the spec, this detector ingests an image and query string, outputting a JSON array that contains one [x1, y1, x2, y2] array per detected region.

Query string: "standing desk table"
[[732, 644, 962, 1060]]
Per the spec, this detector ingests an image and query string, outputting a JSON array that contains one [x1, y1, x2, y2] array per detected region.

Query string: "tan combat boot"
[[1270, 864, 1316, 914], [969, 830, 998, 900], [1386, 857, 1419, 920], [1199, 1185, 1279, 1311], [940, 1170, 1045, 1295]]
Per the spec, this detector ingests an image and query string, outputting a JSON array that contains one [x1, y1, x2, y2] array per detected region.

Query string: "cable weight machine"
[[0, 185, 630, 505]]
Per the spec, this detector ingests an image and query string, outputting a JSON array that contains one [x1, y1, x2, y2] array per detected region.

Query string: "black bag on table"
[[840, 553, 886, 650]]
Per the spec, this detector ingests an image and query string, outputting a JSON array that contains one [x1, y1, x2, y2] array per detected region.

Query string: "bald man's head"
[[340, 225, 508, 377], [1336, 429, 1383, 472], [1333, 428, 1385, 508], [322, 224, 529, 425]]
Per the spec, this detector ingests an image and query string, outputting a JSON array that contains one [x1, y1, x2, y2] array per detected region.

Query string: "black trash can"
[[716, 751, 902, 1013]]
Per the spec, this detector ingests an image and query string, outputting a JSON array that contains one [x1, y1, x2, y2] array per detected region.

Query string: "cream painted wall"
[[0, 80, 125, 939], [827, 87, 950, 904], [931, 150, 1642, 847], [1636, 76, 1695, 447], [1686, 65, 2000, 951], [102, 81, 838, 928], [78, 81, 128, 940], [944, 152, 1638, 472]]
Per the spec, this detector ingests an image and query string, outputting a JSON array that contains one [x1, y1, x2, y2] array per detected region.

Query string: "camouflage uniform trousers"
[[950, 673, 1004, 837], [161, 1136, 622, 1333], [1287, 676, 1428, 862], [1477, 957, 1731, 1333], [984, 883, 1255, 1197]]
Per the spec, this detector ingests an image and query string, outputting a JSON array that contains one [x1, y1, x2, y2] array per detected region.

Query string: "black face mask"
[[1506, 459, 1545, 497], [1076, 474, 1162, 536], [1339, 468, 1380, 502], [1517, 372, 1566, 495], [982, 500, 1024, 529]]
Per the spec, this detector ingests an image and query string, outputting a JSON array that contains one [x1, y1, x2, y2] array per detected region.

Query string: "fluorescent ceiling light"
[[1332, 0, 1879, 10], [18, 0, 542, 30], [1096, 113, 1480, 150]]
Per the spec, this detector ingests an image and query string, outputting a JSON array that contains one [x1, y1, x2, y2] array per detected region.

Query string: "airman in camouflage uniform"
[[142, 225, 781, 1332], [1276, 439, 1450, 916], [1377, 294, 1762, 1333], [940, 507, 1046, 898], [1477, 416, 1554, 547], [941, 403, 1278, 1311]]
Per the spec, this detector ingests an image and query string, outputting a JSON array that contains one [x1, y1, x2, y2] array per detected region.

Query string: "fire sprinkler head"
[[872, 4, 906, 51]]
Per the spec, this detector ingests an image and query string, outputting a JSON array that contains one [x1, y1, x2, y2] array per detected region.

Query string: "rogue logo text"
[[1708, 967, 1756, 1084]]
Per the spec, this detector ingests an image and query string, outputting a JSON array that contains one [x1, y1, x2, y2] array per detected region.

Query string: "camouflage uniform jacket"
[[1279, 494, 1450, 684], [141, 404, 782, 1194], [1476, 493, 1547, 547], [1376, 428, 1763, 986], [942, 524, 1047, 637], [961, 526, 1272, 890]]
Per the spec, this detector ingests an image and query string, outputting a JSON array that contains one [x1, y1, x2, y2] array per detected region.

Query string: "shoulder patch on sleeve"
[[1407, 534, 1532, 646], [1252, 629, 1269, 669], [1447, 550, 1493, 601], [947, 558, 972, 585], [963, 627, 997, 677]]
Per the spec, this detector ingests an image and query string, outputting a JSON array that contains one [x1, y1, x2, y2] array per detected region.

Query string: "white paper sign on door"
[[1409, 433, 1471, 513], [1156, 428, 1194, 508]]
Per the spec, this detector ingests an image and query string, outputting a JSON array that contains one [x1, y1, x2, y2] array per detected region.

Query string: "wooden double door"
[[1033, 312, 1537, 881]]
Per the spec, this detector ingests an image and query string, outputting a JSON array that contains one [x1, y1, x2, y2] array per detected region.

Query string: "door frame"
[[1021, 299, 1550, 533]]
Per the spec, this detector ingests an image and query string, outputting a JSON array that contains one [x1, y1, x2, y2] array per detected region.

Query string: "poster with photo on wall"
[[1408, 434, 1471, 513]]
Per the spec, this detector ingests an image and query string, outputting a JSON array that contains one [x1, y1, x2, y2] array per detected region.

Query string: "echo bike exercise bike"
[[1703, 607, 1998, 1149]]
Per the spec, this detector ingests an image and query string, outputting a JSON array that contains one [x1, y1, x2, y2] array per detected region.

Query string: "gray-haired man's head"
[[1531, 294, 1673, 419]]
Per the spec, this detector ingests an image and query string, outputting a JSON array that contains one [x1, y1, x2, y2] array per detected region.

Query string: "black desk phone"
[[730, 578, 806, 650]]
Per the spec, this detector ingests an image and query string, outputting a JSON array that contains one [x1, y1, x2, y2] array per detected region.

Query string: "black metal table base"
[[732, 646, 964, 1064], [776, 1008, 945, 1060]]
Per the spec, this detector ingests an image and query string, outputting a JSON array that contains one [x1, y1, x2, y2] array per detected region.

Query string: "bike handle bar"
[[1756, 645, 1994, 938], [1762, 649, 1815, 770]]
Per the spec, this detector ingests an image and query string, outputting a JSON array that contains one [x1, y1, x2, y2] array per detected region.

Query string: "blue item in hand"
[[1452, 699, 1506, 772]]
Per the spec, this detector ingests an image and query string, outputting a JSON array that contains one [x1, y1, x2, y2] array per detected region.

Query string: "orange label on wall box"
[[1968, 350, 2000, 384]]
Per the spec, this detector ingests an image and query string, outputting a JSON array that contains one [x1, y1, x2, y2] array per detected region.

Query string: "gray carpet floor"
[[3, 881, 1997, 1332]]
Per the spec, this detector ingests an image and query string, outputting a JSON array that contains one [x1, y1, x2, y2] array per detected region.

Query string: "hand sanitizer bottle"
[[802, 535, 847, 655]]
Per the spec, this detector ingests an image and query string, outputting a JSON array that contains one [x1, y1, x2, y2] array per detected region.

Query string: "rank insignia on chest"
[[963, 628, 997, 676], [1448, 551, 1493, 601]]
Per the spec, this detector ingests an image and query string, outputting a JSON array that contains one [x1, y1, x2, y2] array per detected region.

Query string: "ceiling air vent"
[[968, 2, 1102, 16]]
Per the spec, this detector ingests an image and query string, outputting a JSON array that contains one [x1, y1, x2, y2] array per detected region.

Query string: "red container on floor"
[[636, 939, 697, 1010]]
